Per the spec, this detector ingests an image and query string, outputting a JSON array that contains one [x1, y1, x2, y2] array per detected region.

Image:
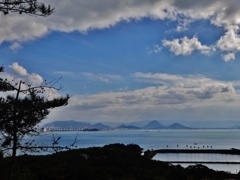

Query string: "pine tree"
[[0, 67, 70, 179]]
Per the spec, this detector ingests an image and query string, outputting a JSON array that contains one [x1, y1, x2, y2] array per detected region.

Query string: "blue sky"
[[1, 0, 240, 126]]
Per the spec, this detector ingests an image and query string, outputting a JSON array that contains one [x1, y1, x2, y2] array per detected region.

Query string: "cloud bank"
[[47, 72, 240, 122], [4, 63, 240, 123], [1, 0, 240, 61]]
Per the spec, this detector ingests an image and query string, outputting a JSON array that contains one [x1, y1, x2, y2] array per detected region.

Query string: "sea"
[[29, 129, 240, 174]]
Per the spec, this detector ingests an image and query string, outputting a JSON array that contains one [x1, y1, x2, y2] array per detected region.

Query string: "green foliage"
[[0, 65, 3, 72], [0, 91, 69, 145], [0, 68, 70, 179], [0, 143, 238, 180], [0, 66, 15, 91], [0, 78, 69, 155]]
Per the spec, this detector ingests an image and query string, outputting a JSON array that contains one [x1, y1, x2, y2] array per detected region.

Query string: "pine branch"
[[0, 0, 54, 16]]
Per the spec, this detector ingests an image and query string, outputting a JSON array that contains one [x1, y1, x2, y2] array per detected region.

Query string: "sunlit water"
[[25, 129, 240, 174]]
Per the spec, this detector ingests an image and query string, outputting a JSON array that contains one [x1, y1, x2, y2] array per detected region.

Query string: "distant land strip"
[[41, 127, 104, 132], [155, 149, 240, 155]]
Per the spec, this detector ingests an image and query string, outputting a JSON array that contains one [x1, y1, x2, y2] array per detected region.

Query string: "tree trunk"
[[9, 81, 22, 180]]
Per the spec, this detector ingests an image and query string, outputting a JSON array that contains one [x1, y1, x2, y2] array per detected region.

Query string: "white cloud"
[[171, 0, 240, 25], [0, 0, 172, 44], [9, 62, 27, 76], [0, 1, 234, 39], [133, 72, 234, 88], [221, 52, 235, 62], [81, 72, 122, 83], [96, 76, 110, 83], [147, 44, 162, 54], [0, 0, 240, 59], [175, 17, 193, 31], [2, 63, 63, 101], [8, 62, 43, 85], [47, 73, 240, 122], [162, 35, 214, 56], [217, 26, 240, 52], [47, 83, 239, 122], [26, 73, 44, 85], [0, 16, 48, 44], [46, 0, 173, 32], [9, 42, 22, 51]]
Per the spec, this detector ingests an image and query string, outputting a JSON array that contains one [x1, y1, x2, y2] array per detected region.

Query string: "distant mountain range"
[[44, 120, 111, 129], [43, 120, 191, 130]]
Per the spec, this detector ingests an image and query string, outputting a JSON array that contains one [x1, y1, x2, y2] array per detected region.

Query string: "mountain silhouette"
[[43, 120, 191, 130], [167, 123, 191, 129], [90, 123, 111, 129], [116, 124, 141, 130], [143, 120, 165, 129]]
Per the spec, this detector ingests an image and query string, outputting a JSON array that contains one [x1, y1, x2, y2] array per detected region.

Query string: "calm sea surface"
[[30, 129, 240, 174]]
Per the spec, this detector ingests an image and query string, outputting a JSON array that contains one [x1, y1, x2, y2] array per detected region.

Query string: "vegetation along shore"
[[1, 144, 240, 180]]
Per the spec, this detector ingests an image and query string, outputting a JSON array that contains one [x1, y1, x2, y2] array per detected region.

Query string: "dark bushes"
[[0, 144, 238, 180]]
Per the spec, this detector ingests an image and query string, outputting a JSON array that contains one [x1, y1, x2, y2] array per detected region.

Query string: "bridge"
[[41, 127, 100, 132]]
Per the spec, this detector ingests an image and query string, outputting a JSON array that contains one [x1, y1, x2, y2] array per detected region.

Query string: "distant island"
[[42, 120, 192, 132], [42, 119, 240, 132]]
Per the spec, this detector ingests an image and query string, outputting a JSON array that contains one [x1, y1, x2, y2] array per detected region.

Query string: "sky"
[[1, 0, 240, 127]]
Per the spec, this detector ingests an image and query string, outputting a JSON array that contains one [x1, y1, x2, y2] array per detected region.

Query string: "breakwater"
[[152, 148, 240, 165], [155, 148, 240, 155]]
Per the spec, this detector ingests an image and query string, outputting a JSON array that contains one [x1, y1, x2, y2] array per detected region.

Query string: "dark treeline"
[[0, 143, 240, 180]]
